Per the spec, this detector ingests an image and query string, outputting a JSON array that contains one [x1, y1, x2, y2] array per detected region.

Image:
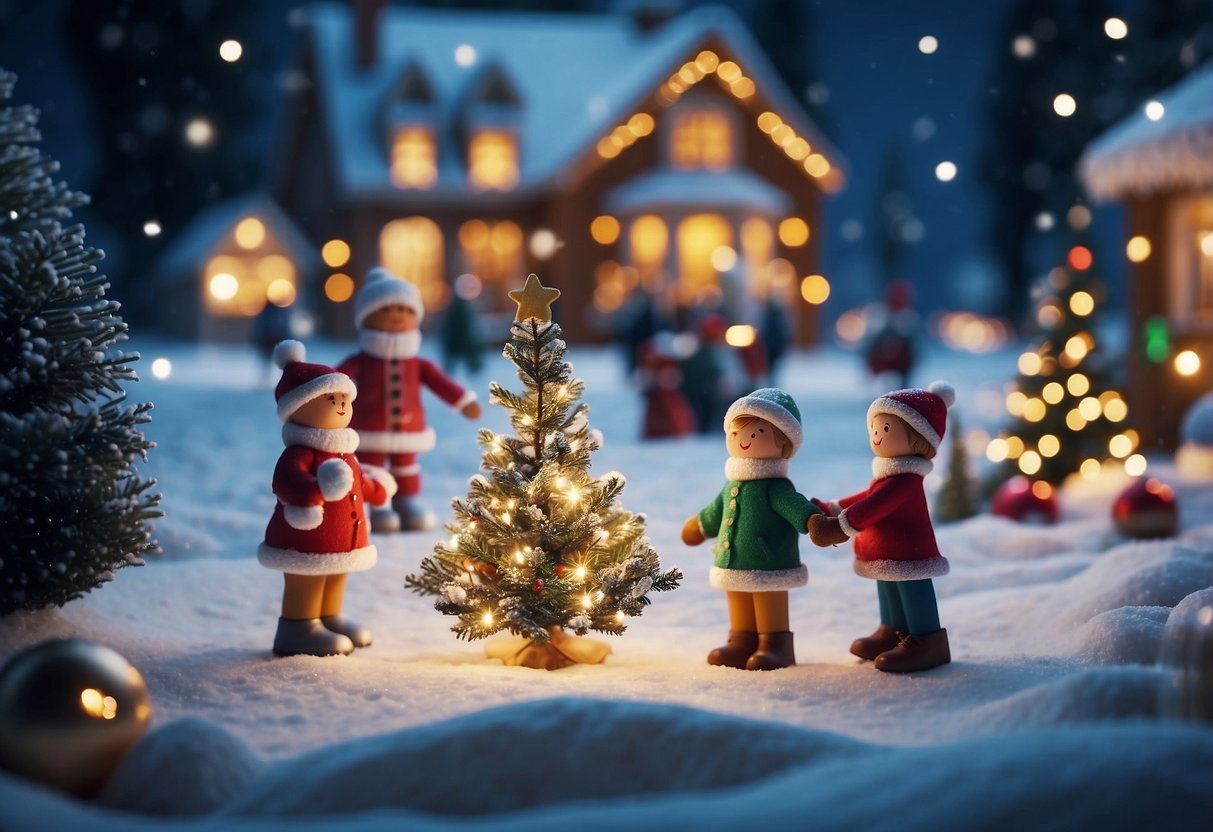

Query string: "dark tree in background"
[[62, 0, 272, 319], [983, 0, 1213, 328], [742, 0, 830, 131], [0, 70, 160, 614], [871, 146, 919, 286]]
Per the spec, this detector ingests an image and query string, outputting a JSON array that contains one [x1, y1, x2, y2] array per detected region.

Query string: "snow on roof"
[[1079, 61, 1213, 201], [603, 166, 793, 215], [153, 193, 322, 286], [304, 3, 845, 203]]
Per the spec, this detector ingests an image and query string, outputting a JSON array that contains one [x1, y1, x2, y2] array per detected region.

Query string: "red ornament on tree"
[[991, 476, 1060, 524], [1113, 478, 1178, 539], [532, 579, 544, 593]]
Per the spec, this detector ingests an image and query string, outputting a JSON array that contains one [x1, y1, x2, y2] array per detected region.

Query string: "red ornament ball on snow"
[[991, 476, 1059, 524], [1113, 478, 1178, 539]]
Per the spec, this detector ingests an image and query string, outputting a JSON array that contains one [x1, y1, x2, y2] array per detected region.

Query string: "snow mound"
[[1059, 543, 1213, 626], [101, 718, 265, 816], [965, 666, 1165, 730], [1065, 605, 1172, 665]]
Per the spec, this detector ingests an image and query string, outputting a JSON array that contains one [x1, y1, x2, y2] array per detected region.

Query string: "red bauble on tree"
[[991, 476, 1060, 524], [1112, 478, 1178, 539]]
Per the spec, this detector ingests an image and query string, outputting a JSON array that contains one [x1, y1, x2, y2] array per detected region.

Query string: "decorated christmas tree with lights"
[[986, 247, 1138, 486], [0, 70, 160, 614], [406, 275, 681, 669]]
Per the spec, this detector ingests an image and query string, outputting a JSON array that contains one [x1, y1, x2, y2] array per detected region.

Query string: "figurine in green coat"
[[682, 388, 822, 670]]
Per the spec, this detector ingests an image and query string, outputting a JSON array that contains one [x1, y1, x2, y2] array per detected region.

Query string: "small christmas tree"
[[406, 275, 681, 669], [0, 70, 160, 614], [935, 410, 979, 522], [986, 246, 1136, 486]]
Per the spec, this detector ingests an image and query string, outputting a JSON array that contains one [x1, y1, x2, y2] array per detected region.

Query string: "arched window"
[[380, 217, 447, 311], [629, 214, 668, 283], [670, 109, 733, 171], [677, 214, 733, 303]]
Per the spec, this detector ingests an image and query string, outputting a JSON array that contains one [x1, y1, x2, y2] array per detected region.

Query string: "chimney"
[[355, 0, 387, 70]]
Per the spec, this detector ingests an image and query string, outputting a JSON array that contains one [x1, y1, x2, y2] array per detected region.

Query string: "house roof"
[[1079, 61, 1213, 201], [304, 3, 845, 204], [153, 193, 322, 286], [603, 166, 793, 215]]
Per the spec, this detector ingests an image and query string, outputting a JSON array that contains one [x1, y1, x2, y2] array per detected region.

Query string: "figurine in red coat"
[[259, 340, 394, 657], [809, 381, 955, 673], [338, 269, 481, 532]]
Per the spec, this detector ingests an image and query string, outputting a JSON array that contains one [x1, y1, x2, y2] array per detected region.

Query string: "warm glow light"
[[209, 273, 238, 301], [730, 77, 756, 99], [1069, 291, 1094, 316], [234, 217, 266, 249], [918, 35, 939, 54], [1104, 18, 1128, 39], [482, 611, 493, 625], [779, 217, 810, 246], [1144, 101, 1165, 121], [1038, 304, 1063, 328], [725, 324, 757, 348], [80, 688, 118, 720], [325, 273, 354, 303], [469, 130, 518, 190], [716, 61, 741, 82], [1053, 93, 1077, 117], [1066, 374, 1090, 396], [1202, 234, 1213, 257], [1019, 451, 1042, 475], [1013, 35, 1036, 58], [800, 274, 830, 305], [986, 438, 1008, 463], [1031, 481, 1053, 500], [1065, 409, 1087, 431], [391, 128, 437, 189], [322, 239, 350, 268], [757, 112, 782, 133], [219, 39, 243, 62], [1023, 398, 1047, 422], [1103, 397, 1128, 422], [695, 50, 719, 72], [143, 220, 161, 237], [935, 161, 957, 182], [574, 565, 587, 581], [1175, 350, 1202, 376], [1126, 236, 1152, 262], [1078, 396, 1102, 421], [266, 278, 296, 307], [530, 229, 559, 260], [1124, 454, 1148, 477], [1080, 458, 1102, 479], [628, 112, 655, 136], [1039, 434, 1060, 457], [150, 358, 172, 380], [1018, 352, 1042, 375], [1006, 391, 1028, 417], [185, 117, 214, 147], [710, 245, 738, 272], [1064, 335, 1090, 362], [1042, 382, 1064, 404], [590, 215, 620, 245], [1109, 434, 1133, 458], [804, 154, 831, 178], [1067, 246, 1093, 271], [1005, 436, 1025, 458]]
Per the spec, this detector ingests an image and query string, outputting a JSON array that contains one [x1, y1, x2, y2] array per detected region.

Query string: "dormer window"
[[469, 129, 518, 190], [670, 108, 733, 171], [391, 127, 437, 189]]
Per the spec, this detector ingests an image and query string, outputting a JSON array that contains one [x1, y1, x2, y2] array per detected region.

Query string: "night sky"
[[0, 0, 1127, 320]]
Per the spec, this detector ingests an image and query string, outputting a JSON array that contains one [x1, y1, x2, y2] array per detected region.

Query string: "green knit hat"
[[723, 388, 803, 454]]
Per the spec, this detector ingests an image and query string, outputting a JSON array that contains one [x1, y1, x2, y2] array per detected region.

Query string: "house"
[[1078, 62, 1213, 450], [152, 193, 322, 342], [271, 0, 845, 343]]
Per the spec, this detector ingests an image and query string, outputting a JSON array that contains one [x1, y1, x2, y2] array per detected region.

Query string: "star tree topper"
[[509, 273, 561, 322]]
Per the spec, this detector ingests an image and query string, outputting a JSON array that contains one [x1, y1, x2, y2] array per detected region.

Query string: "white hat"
[[724, 388, 804, 454], [354, 267, 424, 328]]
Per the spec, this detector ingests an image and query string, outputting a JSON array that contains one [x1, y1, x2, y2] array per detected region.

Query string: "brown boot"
[[850, 625, 903, 661], [745, 631, 795, 671], [874, 628, 951, 673], [707, 630, 759, 669]]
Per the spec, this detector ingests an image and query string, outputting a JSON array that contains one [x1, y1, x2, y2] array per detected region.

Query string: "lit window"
[[1169, 195, 1213, 324], [380, 217, 447, 311], [629, 215, 668, 281], [670, 109, 732, 171], [469, 130, 518, 190], [391, 128, 437, 189], [677, 214, 733, 302], [459, 220, 522, 308]]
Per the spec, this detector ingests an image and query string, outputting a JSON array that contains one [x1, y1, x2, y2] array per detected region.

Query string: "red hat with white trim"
[[355, 267, 424, 328], [272, 340, 357, 422], [868, 381, 955, 450]]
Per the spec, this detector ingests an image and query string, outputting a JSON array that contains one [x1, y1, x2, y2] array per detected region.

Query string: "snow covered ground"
[[2, 336, 1212, 829]]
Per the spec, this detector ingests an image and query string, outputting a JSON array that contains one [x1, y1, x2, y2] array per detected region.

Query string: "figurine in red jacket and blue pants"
[[809, 381, 954, 672], [338, 269, 481, 532]]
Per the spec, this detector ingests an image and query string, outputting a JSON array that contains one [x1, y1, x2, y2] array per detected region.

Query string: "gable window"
[[670, 109, 733, 171], [380, 217, 447, 311], [391, 128, 437, 189], [1168, 195, 1213, 327], [469, 130, 518, 190], [460, 219, 523, 307]]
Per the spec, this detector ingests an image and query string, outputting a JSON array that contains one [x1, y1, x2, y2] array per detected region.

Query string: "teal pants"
[[877, 579, 941, 635]]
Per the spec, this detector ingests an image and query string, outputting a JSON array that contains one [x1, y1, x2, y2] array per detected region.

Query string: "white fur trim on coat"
[[838, 509, 860, 538], [318, 458, 354, 501], [453, 390, 478, 411], [360, 464, 399, 499], [853, 556, 950, 581], [871, 455, 933, 480], [724, 457, 789, 481], [283, 504, 323, 531], [710, 564, 808, 592], [257, 542, 378, 575], [356, 426, 437, 454], [282, 424, 360, 454], [358, 329, 421, 360]]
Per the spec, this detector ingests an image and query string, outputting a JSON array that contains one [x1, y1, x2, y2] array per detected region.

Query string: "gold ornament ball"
[[0, 639, 152, 797]]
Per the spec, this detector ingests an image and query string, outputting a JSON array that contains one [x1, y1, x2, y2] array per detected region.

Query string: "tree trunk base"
[[484, 626, 611, 670]]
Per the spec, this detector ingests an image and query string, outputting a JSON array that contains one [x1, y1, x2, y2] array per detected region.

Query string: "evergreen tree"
[[872, 145, 918, 286], [407, 276, 680, 667], [935, 411, 979, 523], [986, 246, 1134, 486], [0, 70, 160, 614]]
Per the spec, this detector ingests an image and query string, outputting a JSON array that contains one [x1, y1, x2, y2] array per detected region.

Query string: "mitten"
[[809, 514, 849, 546], [681, 516, 707, 546], [317, 458, 355, 501]]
